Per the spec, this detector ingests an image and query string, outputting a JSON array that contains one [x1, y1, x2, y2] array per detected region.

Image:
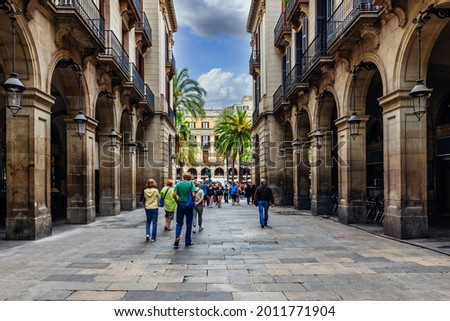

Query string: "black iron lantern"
[[73, 111, 87, 139], [348, 112, 361, 140], [109, 129, 119, 147], [2, 72, 25, 115], [292, 139, 301, 153], [1, 1, 25, 115], [314, 129, 324, 149]]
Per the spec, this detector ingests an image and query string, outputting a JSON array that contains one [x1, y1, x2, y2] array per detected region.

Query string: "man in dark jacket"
[[253, 179, 275, 228]]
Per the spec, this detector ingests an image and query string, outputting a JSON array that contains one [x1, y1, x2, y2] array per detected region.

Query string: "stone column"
[[336, 116, 368, 224], [311, 133, 332, 216], [6, 89, 53, 240], [97, 132, 121, 216], [65, 117, 96, 224], [295, 144, 311, 210], [120, 145, 137, 210], [379, 90, 428, 239], [261, 115, 284, 203]]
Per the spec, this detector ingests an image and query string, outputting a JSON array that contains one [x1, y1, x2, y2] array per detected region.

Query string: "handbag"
[[159, 187, 170, 207]]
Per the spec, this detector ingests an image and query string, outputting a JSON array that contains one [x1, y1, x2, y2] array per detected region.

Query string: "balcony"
[[283, 64, 308, 102], [142, 84, 155, 112], [274, 13, 292, 53], [50, 0, 105, 52], [120, 0, 141, 25], [98, 30, 130, 80], [249, 50, 260, 78], [168, 107, 175, 127], [300, 33, 333, 81], [166, 51, 176, 80], [124, 62, 145, 99], [327, 0, 382, 53], [136, 11, 152, 53], [286, 0, 309, 29], [273, 85, 288, 113]]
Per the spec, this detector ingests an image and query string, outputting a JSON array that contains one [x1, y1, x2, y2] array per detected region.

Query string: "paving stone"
[[66, 290, 126, 301], [2, 204, 450, 301]]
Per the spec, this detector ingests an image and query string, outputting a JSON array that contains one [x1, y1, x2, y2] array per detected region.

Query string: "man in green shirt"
[[173, 173, 196, 247]]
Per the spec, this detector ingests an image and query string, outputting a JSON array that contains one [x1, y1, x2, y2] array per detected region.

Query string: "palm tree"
[[175, 111, 198, 169], [173, 68, 207, 119], [214, 109, 252, 183]]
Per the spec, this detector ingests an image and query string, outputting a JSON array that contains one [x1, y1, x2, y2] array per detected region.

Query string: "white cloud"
[[198, 68, 252, 108], [173, 0, 251, 38]]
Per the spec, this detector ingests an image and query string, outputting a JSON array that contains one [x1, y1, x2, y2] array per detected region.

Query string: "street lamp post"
[[1, 0, 25, 115]]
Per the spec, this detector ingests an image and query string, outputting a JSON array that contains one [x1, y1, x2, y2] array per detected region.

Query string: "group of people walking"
[[140, 175, 275, 247]]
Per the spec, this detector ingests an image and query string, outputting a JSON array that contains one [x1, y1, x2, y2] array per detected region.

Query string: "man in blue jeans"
[[173, 173, 196, 247], [253, 179, 275, 228]]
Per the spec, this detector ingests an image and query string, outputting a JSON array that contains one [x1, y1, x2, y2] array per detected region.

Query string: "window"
[[189, 122, 196, 129], [202, 135, 210, 147], [202, 122, 209, 129]]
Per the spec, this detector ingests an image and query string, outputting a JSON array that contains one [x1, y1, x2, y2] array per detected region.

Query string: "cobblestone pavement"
[[1, 202, 450, 301]]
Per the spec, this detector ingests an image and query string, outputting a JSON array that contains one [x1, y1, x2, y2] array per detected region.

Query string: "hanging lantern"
[[348, 112, 361, 140]]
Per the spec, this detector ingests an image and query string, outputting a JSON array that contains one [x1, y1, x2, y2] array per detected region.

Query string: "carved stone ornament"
[[361, 23, 380, 49]]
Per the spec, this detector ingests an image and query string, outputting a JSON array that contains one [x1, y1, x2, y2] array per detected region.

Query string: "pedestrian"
[[142, 179, 160, 242], [193, 181, 205, 233], [253, 179, 275, 228], [216, 182, 224, 208], [245, 182, 253, 205], [223, 183, 229, 203], [173, 173, 197, 247], [160, 179, 176, 231], [229, 182, 238, 205], [201, 180, 208, 206], [206, 183, 215, 207]]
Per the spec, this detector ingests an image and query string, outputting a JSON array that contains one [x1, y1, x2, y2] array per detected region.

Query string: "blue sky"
[[172, 0, 253, 109]]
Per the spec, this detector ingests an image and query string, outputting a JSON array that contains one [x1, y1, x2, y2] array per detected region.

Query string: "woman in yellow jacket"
[[142, 179, 160, 242]]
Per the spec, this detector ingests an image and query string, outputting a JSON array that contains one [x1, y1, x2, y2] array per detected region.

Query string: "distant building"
[[180, 96, 253, 183]]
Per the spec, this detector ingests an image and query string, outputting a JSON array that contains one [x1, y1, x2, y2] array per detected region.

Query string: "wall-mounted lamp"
[[56, 59, 86, 138], [171, 154, 176, 161], [314, 129, 324, 149], [127, 140, 137, 154], [409, 4, 448, 120], [291, 139, 301, 153], [108, 129, 119, 147], [348, 62, 375, 139], [1, 0, 25, 115], [143, 146, 149, 154]]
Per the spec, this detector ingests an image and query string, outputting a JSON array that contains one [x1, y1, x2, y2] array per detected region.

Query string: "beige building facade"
[[247, 0, 450, 239], [0, 0, 177, 239], [181, 96, 254, 183]]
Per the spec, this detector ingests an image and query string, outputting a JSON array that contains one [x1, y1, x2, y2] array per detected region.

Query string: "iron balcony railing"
[[129, 63, 145, 97], [100, 30, 130, 77], [51, 0, 105, 43], [274, 12, 292, 47], [168, 107, 175, 126], [283, 63, 303, 98], [249, 49, 260, 75], [132, 0, 141, 17], [136, 11, 152, 45], [273, 85, 284, 111], [327, 0, 381, 48], [285, 0, 298, 21], [300, 32, 331, 75], [144, 84, 155, 112]]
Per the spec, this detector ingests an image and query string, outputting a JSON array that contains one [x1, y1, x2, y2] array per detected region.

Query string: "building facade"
[[0, 0, 177, 240], [247, 0, 450, 239], [181, 96, 254, 183]]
